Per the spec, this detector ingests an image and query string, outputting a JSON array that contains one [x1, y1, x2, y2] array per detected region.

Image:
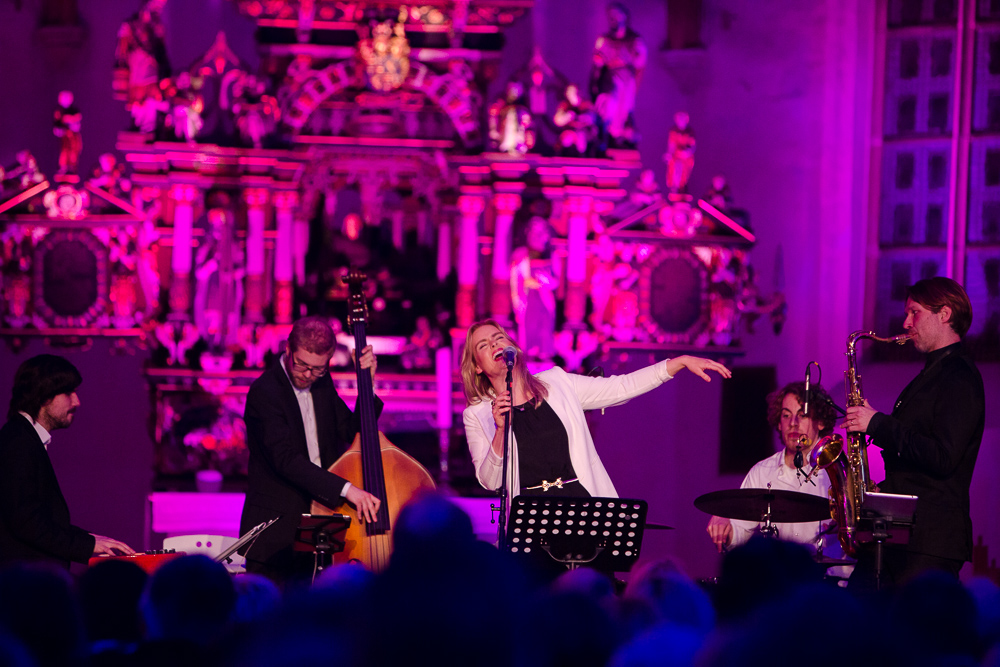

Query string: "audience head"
[[231, 574, 281, 627], [622, 560, 714, 635], [78, 559, 147, 643], [713, 536, 823, 622], [890, 570, 981, 661], [0, 564, 86, 667], [699, 583, 913, 667], [141, 555, 235, 645], [390, 493, 476, 570], [968, 577, 1000, 655]]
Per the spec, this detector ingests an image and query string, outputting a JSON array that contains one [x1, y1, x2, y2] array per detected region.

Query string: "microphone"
[[502, 346, 517, 368], [804, 366, 811, 416]]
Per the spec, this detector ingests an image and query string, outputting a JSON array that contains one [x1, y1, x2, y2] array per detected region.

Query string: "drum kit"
[[693, 486, 855, 568]]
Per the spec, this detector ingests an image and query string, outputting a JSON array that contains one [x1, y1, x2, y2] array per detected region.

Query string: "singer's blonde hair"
[[460, 319, 548, 407]]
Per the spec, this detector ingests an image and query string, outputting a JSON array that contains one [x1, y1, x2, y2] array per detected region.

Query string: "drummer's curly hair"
[[765, 381, 836, 437]]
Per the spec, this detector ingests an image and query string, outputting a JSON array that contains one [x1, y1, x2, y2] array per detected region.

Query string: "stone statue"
[[510, 217, 559, 361], [194, 204, 245, 351], [401, 316, 442, 370], [664, 111, 696, 193], [89, 153, 132, 198], [553, 84, 596, 157], [489, 81, 535, 156], [114, 0, 170, 108], [231, 75, 279, 149], [53, 91, 83, 175], [590, 2, 647, 150], [167, 72, 204, 143], [1, 151, 44, 191]]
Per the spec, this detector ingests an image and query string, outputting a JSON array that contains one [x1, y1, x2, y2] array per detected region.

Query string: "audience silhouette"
[[0, 495, 997, 667]]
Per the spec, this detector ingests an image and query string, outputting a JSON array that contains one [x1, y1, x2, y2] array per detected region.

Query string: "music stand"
[[505, 496, 648, 573], [857, 492, 917, 591], [294, 514, 352, 578], [215, 517, 279, 566]]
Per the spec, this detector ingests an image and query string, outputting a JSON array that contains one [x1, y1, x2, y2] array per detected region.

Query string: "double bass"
[[310, 271, 436, 571]]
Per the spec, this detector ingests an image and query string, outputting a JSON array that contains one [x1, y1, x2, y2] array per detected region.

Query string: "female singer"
[[461, 319, 730, 498]]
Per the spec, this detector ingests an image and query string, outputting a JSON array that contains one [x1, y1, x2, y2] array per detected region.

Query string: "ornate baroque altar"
[[0, 0, 777, 491]]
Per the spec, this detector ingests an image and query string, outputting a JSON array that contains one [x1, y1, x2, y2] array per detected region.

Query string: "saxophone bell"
[[808, 434, 844, 471]]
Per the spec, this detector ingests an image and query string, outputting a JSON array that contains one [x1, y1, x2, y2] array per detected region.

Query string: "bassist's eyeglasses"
[[291, 356, 329, 377]]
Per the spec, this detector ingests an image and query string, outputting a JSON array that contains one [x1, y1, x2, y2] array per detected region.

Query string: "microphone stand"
[[816, 392, 847, 417], [496, 363, 514, 552]]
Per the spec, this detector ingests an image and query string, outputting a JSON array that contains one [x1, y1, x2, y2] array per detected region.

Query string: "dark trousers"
[[246, 549, 318, 588], [848, 544, 963, 592]]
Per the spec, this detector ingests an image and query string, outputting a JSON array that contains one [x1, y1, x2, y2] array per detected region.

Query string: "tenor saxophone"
[[808, 330, 911, 556]]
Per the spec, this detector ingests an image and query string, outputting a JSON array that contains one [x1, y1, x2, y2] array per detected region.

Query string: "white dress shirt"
[[280, 354, 351, 497], [730, 449, 835, 553], [19, 412, 51, 449]]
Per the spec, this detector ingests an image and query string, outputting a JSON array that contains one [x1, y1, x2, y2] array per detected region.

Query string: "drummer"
[[706, 381, 842, 556]]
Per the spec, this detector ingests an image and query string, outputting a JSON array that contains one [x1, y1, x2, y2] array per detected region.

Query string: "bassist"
[[239, 316, 382, 584]]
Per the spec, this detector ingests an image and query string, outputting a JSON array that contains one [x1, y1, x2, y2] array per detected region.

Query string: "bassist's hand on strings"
[[345, 485, 381, 524], [352, 345, 377, 381]]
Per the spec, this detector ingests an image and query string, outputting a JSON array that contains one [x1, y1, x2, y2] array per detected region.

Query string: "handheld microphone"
[[502, 346, 517, 368]]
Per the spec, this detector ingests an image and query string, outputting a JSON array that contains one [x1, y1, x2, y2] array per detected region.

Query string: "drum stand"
[[755, 483, 780, 539]]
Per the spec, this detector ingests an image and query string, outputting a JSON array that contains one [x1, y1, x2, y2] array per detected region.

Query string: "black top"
[[513, 400, 588, 497], [867, 342, 985, 561]]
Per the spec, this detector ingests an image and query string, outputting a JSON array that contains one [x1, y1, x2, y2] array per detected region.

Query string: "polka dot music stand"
[[506, 496, 648, 572]]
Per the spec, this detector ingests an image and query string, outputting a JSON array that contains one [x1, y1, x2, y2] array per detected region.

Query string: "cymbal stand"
[[756, 483, 780, 539]]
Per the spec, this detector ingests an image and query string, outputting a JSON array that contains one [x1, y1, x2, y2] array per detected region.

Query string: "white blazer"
[[462, 362, 673, 498]]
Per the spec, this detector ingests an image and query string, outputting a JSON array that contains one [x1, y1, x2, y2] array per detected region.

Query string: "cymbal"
[[644, 522, 674, 531], [694, 488, 831, 523]]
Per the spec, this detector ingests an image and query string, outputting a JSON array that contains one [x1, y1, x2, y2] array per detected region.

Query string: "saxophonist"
[[846, 277, 985, 587]]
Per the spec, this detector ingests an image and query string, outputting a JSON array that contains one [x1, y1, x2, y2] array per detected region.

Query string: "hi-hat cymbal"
[[644, 522, 674, 530], [694, 488, 831, 523]]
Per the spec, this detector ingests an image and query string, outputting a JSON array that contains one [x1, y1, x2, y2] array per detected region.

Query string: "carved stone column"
[[169, 184, 198, 317], [490, 192, 522, 323], [437, 217, 452, 282], [293, 214, 309, 288], [456, 194, 485, 328], [243, 188, 269, 323], [564, 195, 593, 328], [274, 191, 298, 324]]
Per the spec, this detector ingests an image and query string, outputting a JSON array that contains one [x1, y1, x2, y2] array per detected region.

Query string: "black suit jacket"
[[868, 343, 985, 562], [239, 359, 382, 574], [0, 416, 95, 568]]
